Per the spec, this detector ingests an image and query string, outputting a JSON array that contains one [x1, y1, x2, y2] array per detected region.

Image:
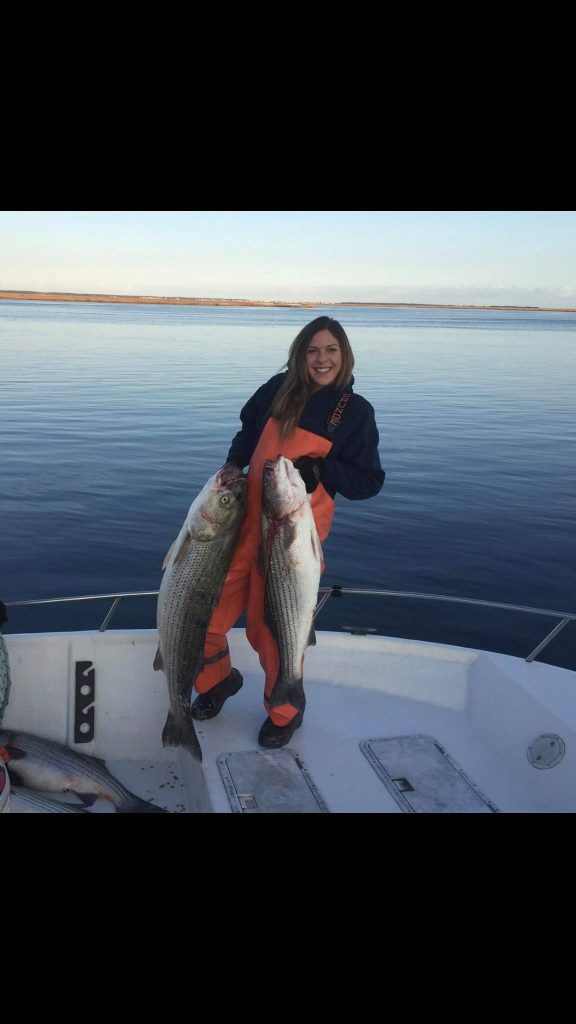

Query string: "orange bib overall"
[[194, 418, 333, 726]]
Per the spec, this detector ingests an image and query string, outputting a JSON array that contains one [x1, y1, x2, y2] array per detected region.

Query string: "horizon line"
[[1, 289, 575, 314]]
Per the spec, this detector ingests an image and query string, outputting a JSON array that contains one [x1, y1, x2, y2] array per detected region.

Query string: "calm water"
[[2, 300, 575, 670]]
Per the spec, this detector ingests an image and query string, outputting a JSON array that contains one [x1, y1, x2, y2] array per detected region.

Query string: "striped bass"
[[8, 786, 94, 813], [154, 468, 247, 761], [260, 456, 322, 714], [0, 729, 168, 812]]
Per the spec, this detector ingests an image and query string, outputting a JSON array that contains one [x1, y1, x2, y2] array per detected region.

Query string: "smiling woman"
[[306, 329, 343, 387], [188, 314, 385, 752]]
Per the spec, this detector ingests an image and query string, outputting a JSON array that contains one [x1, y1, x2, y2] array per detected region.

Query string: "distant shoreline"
[[1, 290, 575, 314]]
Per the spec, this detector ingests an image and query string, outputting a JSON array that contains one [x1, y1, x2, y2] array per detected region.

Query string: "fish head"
[[262, 456, 307, 519], [214, 470, 247, 505], [201, 474, 247, 531], [215, 464, 244, 490]]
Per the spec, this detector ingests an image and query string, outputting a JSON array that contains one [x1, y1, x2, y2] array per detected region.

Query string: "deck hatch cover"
[[217, 750, 328, 813], [360, 735, 498, 813]]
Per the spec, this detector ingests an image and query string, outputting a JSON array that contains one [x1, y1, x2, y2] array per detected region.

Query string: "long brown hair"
[[270, 316, 354, 439]]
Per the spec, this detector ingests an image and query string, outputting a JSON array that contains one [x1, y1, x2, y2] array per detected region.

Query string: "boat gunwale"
[[4, 586, 575, 664]]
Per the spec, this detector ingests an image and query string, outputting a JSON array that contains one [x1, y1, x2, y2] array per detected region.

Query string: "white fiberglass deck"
[[3, 627, 576, 813]]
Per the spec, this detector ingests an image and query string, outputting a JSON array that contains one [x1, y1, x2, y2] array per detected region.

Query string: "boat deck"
[[4, 628, 576, 813]]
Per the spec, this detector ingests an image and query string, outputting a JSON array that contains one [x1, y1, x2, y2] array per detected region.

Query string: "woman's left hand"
[[293, 456, 325, 493]]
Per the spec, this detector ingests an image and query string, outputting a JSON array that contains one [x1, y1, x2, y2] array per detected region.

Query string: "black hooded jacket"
[[226, 373, 385, 501]]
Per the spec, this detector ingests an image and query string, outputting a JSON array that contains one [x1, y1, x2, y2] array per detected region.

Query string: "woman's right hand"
[[217, 462, 243, 485]]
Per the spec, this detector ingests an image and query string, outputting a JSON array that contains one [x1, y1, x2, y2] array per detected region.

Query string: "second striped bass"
[[0, 729, 168, 812], [260, 456, 322, 715]]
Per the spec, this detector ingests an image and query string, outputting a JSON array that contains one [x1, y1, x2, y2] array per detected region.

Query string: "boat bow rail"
[[5, 586, 576, 665]]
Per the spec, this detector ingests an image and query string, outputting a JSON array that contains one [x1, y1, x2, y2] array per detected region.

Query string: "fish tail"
[[286, 682, 306, 714], [117, 797, 169, 814], [268, 677, 306, 714], [162, 711, 203, 763]]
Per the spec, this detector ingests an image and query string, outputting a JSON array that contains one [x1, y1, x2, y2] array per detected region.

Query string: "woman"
[[191, 315, 385, 748]]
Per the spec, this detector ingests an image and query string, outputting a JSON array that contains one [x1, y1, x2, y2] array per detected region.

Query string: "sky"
[[1, 210, 575, 307]]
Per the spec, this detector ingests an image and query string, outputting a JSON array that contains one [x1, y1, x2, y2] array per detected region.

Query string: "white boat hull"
[[2, 627, 576, 813]]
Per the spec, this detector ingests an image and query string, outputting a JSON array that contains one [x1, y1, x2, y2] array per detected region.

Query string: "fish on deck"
[[0, 729, 168, 813]]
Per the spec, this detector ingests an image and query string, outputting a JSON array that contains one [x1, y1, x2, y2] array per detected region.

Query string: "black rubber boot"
[[258, 711, 304, 749], [191, 668, 243, 721]]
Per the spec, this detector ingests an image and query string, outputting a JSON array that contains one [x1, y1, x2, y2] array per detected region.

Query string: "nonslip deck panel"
[[360, 735, 499, 813], [217, 749, 328, 813]]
